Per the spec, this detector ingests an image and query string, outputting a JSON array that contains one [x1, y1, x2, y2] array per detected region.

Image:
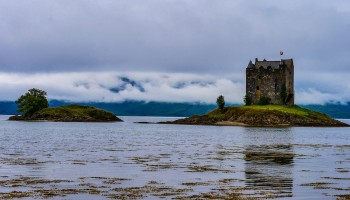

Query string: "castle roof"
[[255, 61, 280, 69], [247, 60, 254, 68], [246, 58, 293, 69]]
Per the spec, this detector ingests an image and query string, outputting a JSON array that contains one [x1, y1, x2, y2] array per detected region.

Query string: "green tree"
[[280, 83, 287, 105], [16, 88, 49, 117], [216, 95, 225, 111], [244, 95, 252, 106]]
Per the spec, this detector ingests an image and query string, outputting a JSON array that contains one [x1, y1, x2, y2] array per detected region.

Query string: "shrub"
[[244, 95, 252, 106], [216, 95, 225, 111], [257, 96, 270, 105]]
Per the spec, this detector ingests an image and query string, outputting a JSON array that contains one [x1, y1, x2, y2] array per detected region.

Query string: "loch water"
[[0, 115, 349, 199]]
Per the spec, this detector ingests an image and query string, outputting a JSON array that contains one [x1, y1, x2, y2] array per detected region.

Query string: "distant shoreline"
[[1, 101, 350, 119]]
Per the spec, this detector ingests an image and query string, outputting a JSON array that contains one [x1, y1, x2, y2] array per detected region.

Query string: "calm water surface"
[[0, 115, 349, 199]]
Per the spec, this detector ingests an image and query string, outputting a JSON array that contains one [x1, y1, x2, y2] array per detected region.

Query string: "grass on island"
[[31, 104, 121, 121], [207, 105, 331, 121]]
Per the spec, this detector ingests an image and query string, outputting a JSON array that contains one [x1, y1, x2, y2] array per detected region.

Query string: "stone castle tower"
[[246, 58, 294, 106]]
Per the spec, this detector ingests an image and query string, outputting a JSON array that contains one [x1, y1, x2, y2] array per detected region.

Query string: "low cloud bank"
[[0, 72, 244, 104], [296, 88, 348, 105], [0, 71, 348, 105]]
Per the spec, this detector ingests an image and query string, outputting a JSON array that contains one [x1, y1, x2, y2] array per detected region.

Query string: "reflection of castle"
[[244, 144, 294, 197], [246, 58, 294, 106]]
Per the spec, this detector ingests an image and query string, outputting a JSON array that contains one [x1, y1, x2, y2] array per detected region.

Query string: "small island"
[[9, 88, 122, 122], [9, 104, 122, 122], [161, 105, 349, 127], [161, 58, 347, 127]]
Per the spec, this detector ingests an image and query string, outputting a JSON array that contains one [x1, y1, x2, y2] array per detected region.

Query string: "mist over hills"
[[1, 100, 349, 119]]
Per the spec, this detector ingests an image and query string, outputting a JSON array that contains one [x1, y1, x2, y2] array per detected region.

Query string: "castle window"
[[274, 79, 278, 93], [258, 76, 261, 79], [257, 86, 259, 90]]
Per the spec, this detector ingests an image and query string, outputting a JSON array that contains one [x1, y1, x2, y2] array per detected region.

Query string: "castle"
[[246, 58, 294, 106]]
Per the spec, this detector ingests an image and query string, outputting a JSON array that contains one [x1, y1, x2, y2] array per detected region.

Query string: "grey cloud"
[[172, 81, 215, 89], [0, 0, 349, 74], [107, 77, 145, 93], [0, 0, 349, 105], [74, 82, 91, 89]]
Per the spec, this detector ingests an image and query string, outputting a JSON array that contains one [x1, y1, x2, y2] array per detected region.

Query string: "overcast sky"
[[0, 0, 349, 104]]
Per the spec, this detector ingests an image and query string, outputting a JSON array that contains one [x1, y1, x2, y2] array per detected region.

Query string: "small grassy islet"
[[165, 105, 349, 127], [9, 104, 122, 122]]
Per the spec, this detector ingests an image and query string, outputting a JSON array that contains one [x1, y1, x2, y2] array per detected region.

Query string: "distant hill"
[[1, 100, 218, 117], [301, 104, 350, 119], [1, 100, 349, 118], [0, 101, 18, 115]]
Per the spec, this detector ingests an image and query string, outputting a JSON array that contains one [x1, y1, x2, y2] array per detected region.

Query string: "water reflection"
[[243, 128, 294, 197]]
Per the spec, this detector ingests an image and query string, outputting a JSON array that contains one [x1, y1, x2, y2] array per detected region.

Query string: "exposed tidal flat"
[[0, 116, 349, 199]]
